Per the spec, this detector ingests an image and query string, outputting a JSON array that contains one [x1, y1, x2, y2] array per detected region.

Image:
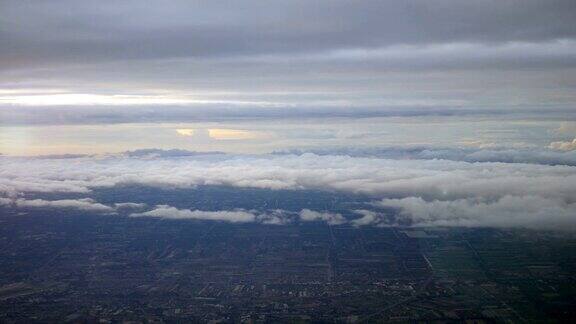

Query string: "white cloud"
[[2, 153, 575, 203], [0, 197, 14, 206], [377, 196, 576, 230], [0, 197, 115, 213], [130, 205, 257, 223], [1, 151, 576, 229], [130, 206, 341, 225], [350, 210, 385, 227], [299, 209, 346, 225]]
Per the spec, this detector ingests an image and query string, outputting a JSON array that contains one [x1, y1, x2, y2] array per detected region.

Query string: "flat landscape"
[[1, 187, 575, 323]]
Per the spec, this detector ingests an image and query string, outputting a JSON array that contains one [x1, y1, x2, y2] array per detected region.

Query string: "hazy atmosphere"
[[1, 1, 576, 322]]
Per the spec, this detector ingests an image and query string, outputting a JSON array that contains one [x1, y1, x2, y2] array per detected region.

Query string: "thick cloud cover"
[[377, 196, 576, 230], [2, 152, 575, 201], [3, 0, 576, 68], [1, 0, 576, 123], [1, 150, 576, 229]]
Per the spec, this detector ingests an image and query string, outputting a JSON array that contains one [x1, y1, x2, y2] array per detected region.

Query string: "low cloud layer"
[[131, 205, 257, 223], [130, 206, 343, 225], [2, 152, 574, 201], [1, 149, 575, 230], [377, 196, 576, 230], [281, 146, 576, 166], [0, 197, 115, 213], [299, 209, 346, 225]]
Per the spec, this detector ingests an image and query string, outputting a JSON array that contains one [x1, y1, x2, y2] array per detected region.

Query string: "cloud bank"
[[1, 150, 575, 230], [280, 146, 576, 166], [377, 196, 576, 230], [2, 152, 575, 200]]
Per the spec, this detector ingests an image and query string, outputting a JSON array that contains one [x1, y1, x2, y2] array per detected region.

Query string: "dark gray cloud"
[[2, 0, 576, 68]]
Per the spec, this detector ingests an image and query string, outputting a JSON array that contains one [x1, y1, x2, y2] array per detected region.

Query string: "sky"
[[1, 0, 576, 155], [1, 1, 576, 230]]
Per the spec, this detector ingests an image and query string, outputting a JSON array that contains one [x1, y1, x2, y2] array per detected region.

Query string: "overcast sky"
[[1, 0, 576, 154], [2, 1, 576, 108]]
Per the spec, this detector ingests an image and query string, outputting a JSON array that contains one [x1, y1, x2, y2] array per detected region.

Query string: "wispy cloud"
[[298, 209, 346, 225], [130, 205, 257, 222], [0, 197, 115, 213]]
